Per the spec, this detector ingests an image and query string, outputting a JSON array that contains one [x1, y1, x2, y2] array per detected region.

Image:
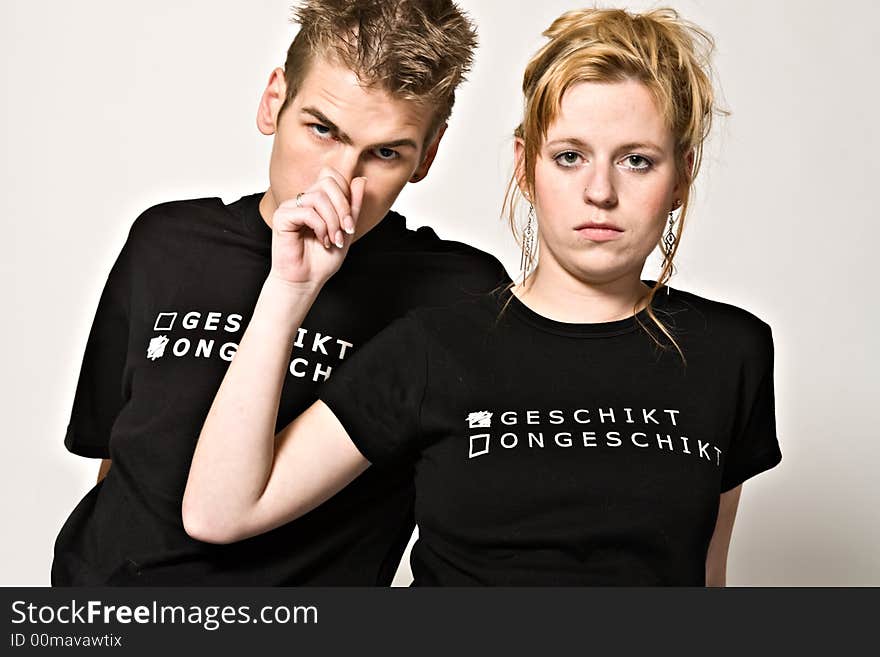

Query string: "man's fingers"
[[278, 166, 361, 247], [283, 190, 345, 249], [317, 167, 351, 200], [305, 190, 344, 248], [313, 177, 353, 236], [350, 177, 367, 226], [274, 207, 333, 249]]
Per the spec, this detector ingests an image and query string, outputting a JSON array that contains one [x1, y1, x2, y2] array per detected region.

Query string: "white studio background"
[[2, 0, 877, 586]]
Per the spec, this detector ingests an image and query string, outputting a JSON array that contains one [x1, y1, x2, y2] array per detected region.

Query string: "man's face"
[[258, 56, 442, 236]]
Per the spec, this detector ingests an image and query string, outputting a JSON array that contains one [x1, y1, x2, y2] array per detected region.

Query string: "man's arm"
[[184, 395, 368, 544], [182, 277, 358, 543], [183, 170, 366, 544], [65, 222, 136, 462], [705, 484, 743, 587], [97, 459, 112, 484]]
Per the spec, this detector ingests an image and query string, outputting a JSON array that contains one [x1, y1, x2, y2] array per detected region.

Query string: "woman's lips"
[[575, 224, 624, 242]]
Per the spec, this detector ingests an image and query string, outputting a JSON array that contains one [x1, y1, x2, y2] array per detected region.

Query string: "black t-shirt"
[[319, 285, 782, 585], [52, 193, 509, 586]]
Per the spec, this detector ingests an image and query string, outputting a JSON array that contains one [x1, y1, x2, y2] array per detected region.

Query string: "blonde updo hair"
[[504, 7, 725, 358]]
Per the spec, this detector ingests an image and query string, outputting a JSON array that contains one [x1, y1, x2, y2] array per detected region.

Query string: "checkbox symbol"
[[153, 312, 178, 331], [469, 434, 490, 459]]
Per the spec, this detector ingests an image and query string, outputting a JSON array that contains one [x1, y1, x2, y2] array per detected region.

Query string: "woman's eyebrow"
[[545, 137, 664, 153], [545, 137, 589, 150], [617, 141, 664, 153]]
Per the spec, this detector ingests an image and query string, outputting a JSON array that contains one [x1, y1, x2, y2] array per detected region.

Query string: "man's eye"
[[310, 124, 331, 138], [374, 147, 400, 161], [554, 151, 582, 167], [622, 154, 652, 171]]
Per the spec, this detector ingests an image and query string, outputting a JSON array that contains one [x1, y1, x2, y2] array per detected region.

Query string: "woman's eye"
[[554, 151, 582, 167], [373, 147, 400, 161], [622, 154, 652, 171]]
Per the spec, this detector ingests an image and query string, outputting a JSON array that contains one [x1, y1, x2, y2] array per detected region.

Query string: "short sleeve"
[[319, 314, 428, 467], [64, 240, 133, 459], [720, 323, 782, 492]]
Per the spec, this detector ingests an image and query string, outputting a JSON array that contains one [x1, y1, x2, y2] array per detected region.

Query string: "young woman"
[[183, 7, 781, 586]]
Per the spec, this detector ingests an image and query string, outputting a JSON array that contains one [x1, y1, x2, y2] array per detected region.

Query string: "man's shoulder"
[[384, 211, 509, 280], [128, 196, 227, 240], [406, 287, 508, 336]]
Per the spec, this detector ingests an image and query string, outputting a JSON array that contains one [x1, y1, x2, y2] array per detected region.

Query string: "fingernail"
[[324, 237, 331, 249], [343, 216, 355, 234], [334, 230, 345, 248]]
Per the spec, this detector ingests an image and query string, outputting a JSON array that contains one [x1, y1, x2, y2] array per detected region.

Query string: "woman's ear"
[[514, 137, 530, 200], [673, 148, 696, 198], [256, 68, 287, 136]]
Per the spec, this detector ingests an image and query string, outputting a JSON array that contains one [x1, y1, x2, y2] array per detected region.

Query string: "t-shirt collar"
[[499, 281, 671, 338]]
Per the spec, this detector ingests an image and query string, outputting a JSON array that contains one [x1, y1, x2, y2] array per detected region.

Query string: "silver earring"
[[520, 204, 536, 281], [663, 210, 677, 261], [662, 205, 678, 294]]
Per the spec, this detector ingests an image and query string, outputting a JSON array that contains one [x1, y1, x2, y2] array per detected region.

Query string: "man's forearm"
[[183, 276, 322, 538], [96, 459, 112, 484]]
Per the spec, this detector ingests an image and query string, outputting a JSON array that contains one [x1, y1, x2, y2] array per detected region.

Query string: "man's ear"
[[410, 123, 448, 183], [513, 136, 530, 200], [257, 67, 288, 136]]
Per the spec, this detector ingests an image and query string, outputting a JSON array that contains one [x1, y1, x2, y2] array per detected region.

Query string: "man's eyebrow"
[[301, 107, 352, 145], [301, 106, 419, 152], [373, 137, 419, 150]]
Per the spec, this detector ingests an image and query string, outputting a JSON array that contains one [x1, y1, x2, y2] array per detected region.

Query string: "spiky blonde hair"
[[281, 0, 478, 143]]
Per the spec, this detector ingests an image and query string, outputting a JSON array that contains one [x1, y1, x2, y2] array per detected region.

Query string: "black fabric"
[[52, 193, 510, 586], [320, 285, 782, 586]]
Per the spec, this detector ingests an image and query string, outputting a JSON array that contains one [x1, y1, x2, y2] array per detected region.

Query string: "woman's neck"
[[513, 260, 650, 324]]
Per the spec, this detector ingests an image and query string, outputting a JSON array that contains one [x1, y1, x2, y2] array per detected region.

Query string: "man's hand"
[[269, 167, 367, 289]]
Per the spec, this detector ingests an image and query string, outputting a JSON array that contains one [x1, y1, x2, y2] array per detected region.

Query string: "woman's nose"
[[583, 164, 618, 208]]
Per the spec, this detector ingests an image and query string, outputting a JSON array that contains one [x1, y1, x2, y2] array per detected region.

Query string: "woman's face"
[[517, 78, 687, 285]]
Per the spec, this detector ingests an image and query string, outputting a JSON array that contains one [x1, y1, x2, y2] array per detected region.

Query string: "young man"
[[52, 0, 508, 586]]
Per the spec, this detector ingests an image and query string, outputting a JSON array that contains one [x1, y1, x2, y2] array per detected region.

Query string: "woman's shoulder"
[[664, 285, 773, 356], [404, 288, 507, 334], [666, 285, 770, 328]]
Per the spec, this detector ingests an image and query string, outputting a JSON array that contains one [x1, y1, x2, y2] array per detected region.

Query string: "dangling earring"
[[662, 210, 676, 264], [662, 201, 680, 294], [520, 204, 536, 282]]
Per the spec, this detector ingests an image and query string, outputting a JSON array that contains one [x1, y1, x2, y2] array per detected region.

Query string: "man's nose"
[[324, 147, 362, 188]]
